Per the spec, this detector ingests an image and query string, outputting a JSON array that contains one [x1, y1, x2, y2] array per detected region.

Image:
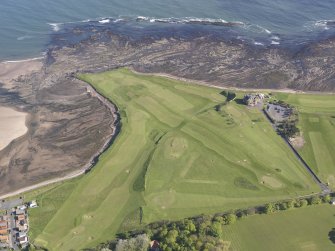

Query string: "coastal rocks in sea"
[[47, 25, 335, 92]]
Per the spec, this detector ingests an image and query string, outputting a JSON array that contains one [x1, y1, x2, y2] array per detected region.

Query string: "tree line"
[[86, 193, 334, 251]]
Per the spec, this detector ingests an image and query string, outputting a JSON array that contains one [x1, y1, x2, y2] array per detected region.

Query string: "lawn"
[[274, 93, 335, 188], [31, 69, 317, 250], [222, 204, 335, 251]]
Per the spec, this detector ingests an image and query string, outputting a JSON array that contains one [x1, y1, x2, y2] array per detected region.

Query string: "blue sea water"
[[1, 0, 335, 61]]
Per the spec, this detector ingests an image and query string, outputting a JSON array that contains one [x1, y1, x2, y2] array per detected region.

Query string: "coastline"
[[0, 55, 120, 198], [0, 77, 120, 200]]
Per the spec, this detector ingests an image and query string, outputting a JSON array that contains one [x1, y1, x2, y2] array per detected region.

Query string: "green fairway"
[[274, 93, 335, 188], [32, 69, 317, 250], [222, 204, 335, 251]]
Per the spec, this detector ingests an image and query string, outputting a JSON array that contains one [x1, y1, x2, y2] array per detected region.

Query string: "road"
[[129, 68, 335, 95]]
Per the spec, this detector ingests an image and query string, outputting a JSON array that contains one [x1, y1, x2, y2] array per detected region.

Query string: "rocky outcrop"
[[48, 27, 335, 92]]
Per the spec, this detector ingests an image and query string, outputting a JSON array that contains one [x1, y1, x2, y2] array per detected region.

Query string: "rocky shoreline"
[[48, 23, 335, 92], [0, 58, 116, 196]]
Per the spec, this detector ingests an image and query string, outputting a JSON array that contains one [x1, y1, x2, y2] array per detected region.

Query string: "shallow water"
[[0, 0, 335, 60]]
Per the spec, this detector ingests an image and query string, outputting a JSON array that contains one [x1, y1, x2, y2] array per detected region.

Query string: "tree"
[[166, 229, 178, 244], [286, 199, 295, 209], [213, 216, 224, 224], [279, 202, 288, 211], [115, 234, 150, 251], [298, 199, 308, 208], [208, 222, 222, 237], [328, 228, 335, 244], [226, 92, 236, 102], [183, 219, 196, 233], [323, 195, 331, 203], [309, 196, 322, 205], [158, 225, 168, 240], [264, 203, 275, 214], [223, 213, 237, 225]]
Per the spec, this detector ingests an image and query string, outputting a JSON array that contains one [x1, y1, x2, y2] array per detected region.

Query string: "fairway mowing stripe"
[[182, 179, 219, 184], [309, 132, 332, 177]]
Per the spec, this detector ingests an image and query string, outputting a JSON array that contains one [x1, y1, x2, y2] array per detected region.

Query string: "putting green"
[[31, 69, 317, 250]]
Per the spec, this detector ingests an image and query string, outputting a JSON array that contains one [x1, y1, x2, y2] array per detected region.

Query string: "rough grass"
[[222, 204, 335, 251], [274, 93, 335, 188], [31, 69, 317, 250]]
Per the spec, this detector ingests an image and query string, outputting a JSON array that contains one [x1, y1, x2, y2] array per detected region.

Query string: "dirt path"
[[129, 68, 335, 95], [0, 169, 85, 200]]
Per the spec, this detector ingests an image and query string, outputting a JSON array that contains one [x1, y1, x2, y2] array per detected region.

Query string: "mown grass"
[[274, 93, 335, 188], [31, 69, 317, 250], [27, 179, 79, 241], [222, 204, 335, 251]]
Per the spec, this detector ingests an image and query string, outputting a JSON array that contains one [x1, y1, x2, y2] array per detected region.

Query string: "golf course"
[[274, 93, 335, 189], [29, 69, 321, 250]]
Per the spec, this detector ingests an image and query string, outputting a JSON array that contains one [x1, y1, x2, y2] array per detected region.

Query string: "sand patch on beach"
[[0, 59, 42, 87], [0, 107, 27, 151]]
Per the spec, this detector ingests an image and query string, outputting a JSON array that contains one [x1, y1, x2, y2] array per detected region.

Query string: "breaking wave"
[[271, 40, 280, 45], [99, 19, 110, 24], [47, 15, 281, 47], [244, 24, 272, 34], [48, 23, 61, 32], [254, 41, 265, 46], [315, 19, 335, 27], [304, 19, 335, 31], [17, 35, 33, 41], [136, 16, 244, 27]]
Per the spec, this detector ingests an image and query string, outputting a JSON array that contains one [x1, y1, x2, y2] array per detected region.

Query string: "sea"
[[1, 0, 335, 61]]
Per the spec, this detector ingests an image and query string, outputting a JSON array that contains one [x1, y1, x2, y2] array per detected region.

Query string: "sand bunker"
[[0, 107, 27, 151]]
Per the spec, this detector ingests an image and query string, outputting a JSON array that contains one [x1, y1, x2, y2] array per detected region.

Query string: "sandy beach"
[[0, 59, 39, 151], [0, 106, 27, 151], [0, 58, 43, 88]]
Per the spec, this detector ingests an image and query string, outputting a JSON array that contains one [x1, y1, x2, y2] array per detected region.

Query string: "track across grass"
[[222, 204, 335, 251], [31, 69, 317, 250], [274, 93, 335, 189]]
